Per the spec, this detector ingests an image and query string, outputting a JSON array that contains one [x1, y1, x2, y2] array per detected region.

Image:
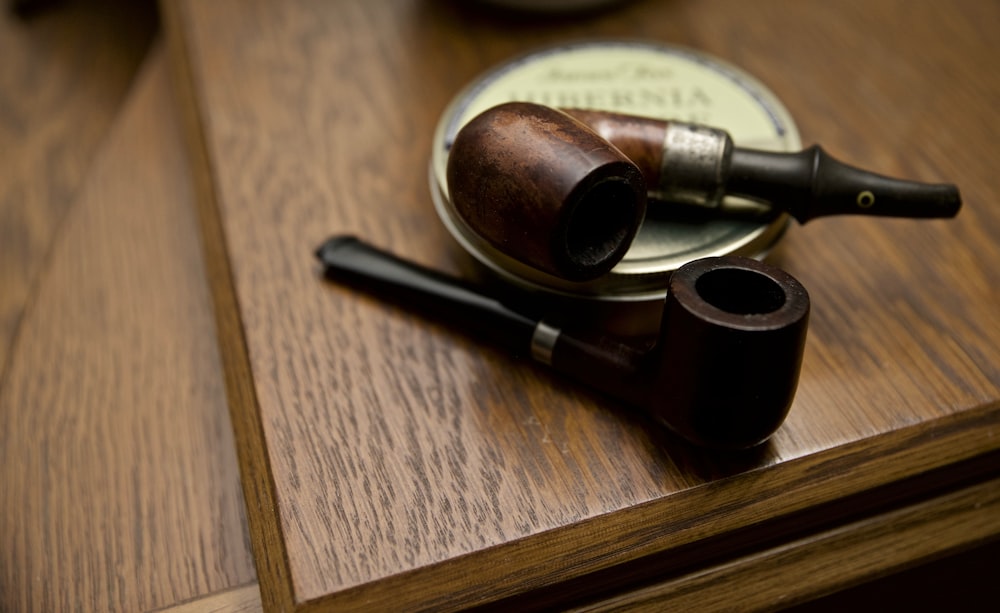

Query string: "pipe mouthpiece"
[[728, 146, 963, 223]]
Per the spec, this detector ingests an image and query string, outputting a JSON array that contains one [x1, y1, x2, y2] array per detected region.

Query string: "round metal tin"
[[430, 41, 801, 332]]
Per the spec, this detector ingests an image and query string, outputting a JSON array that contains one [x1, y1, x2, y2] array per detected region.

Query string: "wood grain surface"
[[164, 0, 1000, 610], [0, 47, 256, 612], [0, 0, 157, 377]]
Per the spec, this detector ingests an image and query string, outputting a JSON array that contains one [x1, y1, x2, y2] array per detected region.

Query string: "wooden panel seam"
[[161, 2, 293, 611], [573, 476, 1000, 611], [147, 582, 262, 613]]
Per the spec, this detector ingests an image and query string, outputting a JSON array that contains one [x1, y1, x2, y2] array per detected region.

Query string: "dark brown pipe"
[[447, 102, 647, 281], [550, 256, 809, 448], [317, 236, 810, 450]]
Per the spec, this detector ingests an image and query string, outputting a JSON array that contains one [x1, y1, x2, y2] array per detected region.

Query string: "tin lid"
[[431, 40, 801, 302]]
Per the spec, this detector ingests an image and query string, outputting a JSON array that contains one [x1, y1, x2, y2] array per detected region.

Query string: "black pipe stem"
[[316, 236, 538, 356]]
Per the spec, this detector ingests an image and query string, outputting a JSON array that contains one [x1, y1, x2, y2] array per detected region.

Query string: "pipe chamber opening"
[[561, 177, 641, 272], [694, 267, 787, 315]]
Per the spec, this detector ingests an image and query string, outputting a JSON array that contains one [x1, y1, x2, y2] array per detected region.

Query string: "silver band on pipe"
[[530, 320, 561, 366], [656, 122, 733, 208]]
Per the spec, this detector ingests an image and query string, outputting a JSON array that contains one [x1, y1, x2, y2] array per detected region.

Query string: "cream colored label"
[[448, 43, 798, 150]]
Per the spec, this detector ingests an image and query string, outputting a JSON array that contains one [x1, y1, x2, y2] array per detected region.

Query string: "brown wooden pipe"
[[448, 102, 960, 283], [317, 236, 810, 450], [447, 102, 646, 281]]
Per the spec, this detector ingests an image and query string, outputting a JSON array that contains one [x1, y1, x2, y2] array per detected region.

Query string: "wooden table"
[[0, 17, 258, 613], [3, 0, 999, 611]]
